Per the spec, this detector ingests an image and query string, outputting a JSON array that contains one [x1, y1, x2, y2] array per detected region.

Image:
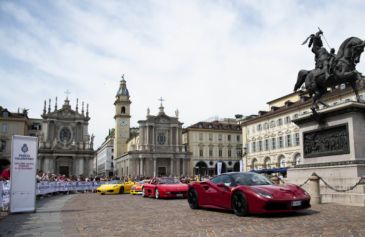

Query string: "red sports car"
[[188, 172, 310, 216], [142, 177, 188, 199]]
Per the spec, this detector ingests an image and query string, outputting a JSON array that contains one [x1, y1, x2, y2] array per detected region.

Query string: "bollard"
[[308, 173, 321, 204]]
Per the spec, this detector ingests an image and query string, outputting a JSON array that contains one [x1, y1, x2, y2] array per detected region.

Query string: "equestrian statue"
[[294, 28, 365, 113]]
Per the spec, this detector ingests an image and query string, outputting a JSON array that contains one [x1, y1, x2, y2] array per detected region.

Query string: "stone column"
[[176, 158, 180, 176], [170, 158, 174, 176], [79, 158, 84, 175], [140, 158, 144, 176], [153, 158, 157, 177], [37, 157, 43, 172], [44, 158, 49, 173], [49, 158, 55, 174], [182, 159, 186, 176], [309, 173, 321, 204]]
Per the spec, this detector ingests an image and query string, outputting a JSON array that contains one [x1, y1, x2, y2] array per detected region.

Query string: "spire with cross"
[[158, 97, 165, 114], [158, 97, 164, 107], [65, 89, 71, 100]]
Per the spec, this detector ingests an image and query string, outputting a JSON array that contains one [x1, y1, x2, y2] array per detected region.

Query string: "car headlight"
[[251, 187, 273, 199]]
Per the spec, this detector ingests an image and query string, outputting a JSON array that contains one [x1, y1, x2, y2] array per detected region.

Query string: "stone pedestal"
[[288, 102, 365, 206]]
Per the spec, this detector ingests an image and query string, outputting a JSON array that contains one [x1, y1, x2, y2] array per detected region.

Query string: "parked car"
[[187, 172, 310, 216], [142, 177, 188, 199], [130, 180, 149, 195], [96, 180, 135, 195]]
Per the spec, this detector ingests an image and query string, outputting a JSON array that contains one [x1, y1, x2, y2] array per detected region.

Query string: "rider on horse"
[[302, 29, 333, 82]]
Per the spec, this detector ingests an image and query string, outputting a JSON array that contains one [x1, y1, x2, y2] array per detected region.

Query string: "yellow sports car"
[[96, 180, 135, 195], [130, 180, 150, 195]]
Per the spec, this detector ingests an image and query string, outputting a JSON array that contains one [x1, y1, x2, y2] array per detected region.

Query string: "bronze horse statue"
[[294, 34, 365, 113]]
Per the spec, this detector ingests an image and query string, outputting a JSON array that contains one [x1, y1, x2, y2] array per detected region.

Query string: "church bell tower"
[[113, 75, 131, 159]]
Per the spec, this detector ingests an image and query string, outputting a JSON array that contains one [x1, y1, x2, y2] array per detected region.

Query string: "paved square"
[[1, 193, 365, 237], [61, 193, 365, 237]]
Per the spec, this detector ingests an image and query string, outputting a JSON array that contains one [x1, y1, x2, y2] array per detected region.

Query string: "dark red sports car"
[[142, 177, 188, 199], [188, 172, 310, 216]]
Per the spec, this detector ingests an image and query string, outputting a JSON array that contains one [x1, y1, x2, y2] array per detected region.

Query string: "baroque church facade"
[[113, 79, 189, 177], [37, 96, 94, 176]]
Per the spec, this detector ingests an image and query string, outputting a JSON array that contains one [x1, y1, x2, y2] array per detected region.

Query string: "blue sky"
[[1, 0, 365, 147]]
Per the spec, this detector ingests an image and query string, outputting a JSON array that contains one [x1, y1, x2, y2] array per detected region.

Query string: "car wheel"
[[232, 191, 249, 216], [119, 187, 124, 194], [142, 188, 147, 198], [155, 188, 159, 199], [188, 188, 199, 209]]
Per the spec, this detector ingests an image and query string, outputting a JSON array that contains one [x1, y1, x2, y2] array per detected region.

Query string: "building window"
[[277, 118, 283, 126], [278, 136, 283, 148], [270, 120, 275, 128], [295, 133, 300, 146], [209, 133, 213, 141], [199, 133, 203, 141], [121, 106, 126, 114], [279, 156, 286, 167], [252, 142, 256, 153], [0, 140, 6, 152], [1, 123, 8, 133], [285, 116, 291, 124], [263, 123, 269, 130], [219, 148, 222, 157], [264, 157, 271, 169], [286, 134, 292, 147], [227, 135, 231, 141], [218, 134, 222, 141], [257, 124, 262, 131], [209, 148, 213, 157], [228, 149, 232, 157], [294, 154, 303, 165], [258, 141, 262, 152], [265, 139, 269, 151], [237, 147, 242, 157], [271, 137, 276, 150], [199, 149, 203, 157], [236, 135, 240, 141], [252, 159, 258, 170]]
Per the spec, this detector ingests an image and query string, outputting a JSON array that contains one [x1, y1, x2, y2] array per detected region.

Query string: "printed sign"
[[217, 162, 222, 175], [10, 135, 38, 213], [239, 160, 244, 172]]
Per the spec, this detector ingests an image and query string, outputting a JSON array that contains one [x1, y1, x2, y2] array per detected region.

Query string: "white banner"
[[10, 135, 38, 213], [217, 162, 222, 175], [239, 160, 244, 172]]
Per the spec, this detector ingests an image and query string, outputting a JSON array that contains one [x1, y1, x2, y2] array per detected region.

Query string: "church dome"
[[116, 79, 129, 97]]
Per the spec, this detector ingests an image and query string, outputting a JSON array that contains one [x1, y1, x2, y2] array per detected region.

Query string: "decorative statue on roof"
[[294, 28, 365, 113]]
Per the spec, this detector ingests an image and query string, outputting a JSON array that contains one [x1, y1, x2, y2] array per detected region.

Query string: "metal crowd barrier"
[[0, 181, 102, 211]]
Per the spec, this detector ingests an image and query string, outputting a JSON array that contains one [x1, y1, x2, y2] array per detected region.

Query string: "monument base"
[[288, 102, 365, 206], [287, 162, 365, 206]]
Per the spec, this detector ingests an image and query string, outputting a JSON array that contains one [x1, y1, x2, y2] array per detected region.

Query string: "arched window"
[[251, 159, 258, 170], [294, 153, 303, 165], [279, 155, 286, 168], [121, 106, 126, 114], [264, 157, 271, 169]]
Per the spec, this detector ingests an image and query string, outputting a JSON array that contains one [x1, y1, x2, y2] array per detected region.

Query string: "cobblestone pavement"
[[0, 194, 73, 237], [60, 193, 365, 237]]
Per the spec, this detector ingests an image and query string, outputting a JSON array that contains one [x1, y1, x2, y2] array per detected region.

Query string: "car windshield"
[[108, 180, 122, 184], [158, 178, 180, 184], [231, 173, 273, 186]]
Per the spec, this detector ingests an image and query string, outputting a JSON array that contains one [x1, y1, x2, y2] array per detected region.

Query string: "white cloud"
[[0, 0, 365, 147]]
